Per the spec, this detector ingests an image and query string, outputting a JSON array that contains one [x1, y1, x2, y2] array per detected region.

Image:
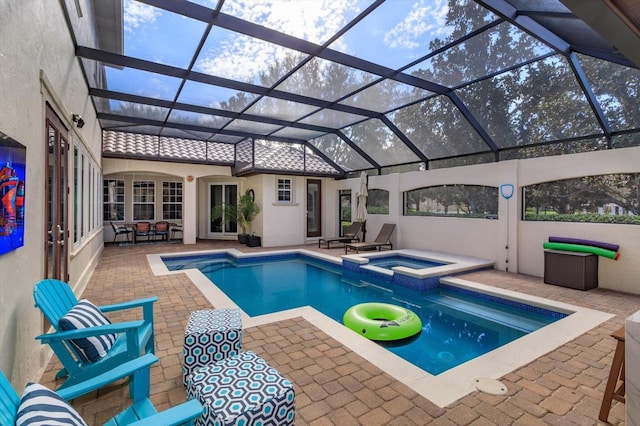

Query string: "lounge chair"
[[345, 223, 395, 254], [0, 369, 203, 425], [33, 279, 157, 401], [318, 221, 363, 249]]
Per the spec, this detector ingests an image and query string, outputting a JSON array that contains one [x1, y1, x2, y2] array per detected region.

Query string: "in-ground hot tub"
[[341, 249, 494, 291]]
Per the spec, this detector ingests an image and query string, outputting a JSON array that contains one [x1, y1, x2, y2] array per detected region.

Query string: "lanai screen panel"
[[578, 54, 640, 132], [339, 79, 434, 113], [343, 119, 421, 166], [178, 81, 260, 112], [309, 134, 374, 172], [389, 97, 490, 159], [456, 55, 602, 148], [244, 97, 319, 122], [275, 57, 381, 102], [407, 22, 554, 88], [220, 0, 370, 45], [194, 26, 306, 87], [166, 110, 231, 130]]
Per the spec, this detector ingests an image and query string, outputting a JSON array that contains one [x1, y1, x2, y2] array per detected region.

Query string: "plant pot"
[[237, 234, 249, 244], [247, 235, 261, 247]]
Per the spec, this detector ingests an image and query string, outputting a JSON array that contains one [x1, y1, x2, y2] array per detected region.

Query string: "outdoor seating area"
[[109, 222, 183, 245], [29, 241, 635, 424]]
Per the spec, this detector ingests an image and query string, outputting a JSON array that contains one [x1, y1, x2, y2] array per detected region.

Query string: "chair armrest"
[[35, 320, 145, 342], [128, 399, 204, 426], [55, 354, 159, 401], [99, 296, 158, 313]]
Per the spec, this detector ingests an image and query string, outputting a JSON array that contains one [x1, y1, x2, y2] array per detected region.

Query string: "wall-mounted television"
[[0, 131, 26, 256]]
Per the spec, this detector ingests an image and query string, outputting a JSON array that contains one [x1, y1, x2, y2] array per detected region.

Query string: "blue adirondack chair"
[[33, 279, 157, 400], [0, 366, 203, 425]]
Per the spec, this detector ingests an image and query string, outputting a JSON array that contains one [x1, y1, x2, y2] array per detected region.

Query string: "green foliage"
[[211, 193, 260, 234], [524, 212, 640, 225], [523, 173, 640, 225], [404, 185, 498, 217]]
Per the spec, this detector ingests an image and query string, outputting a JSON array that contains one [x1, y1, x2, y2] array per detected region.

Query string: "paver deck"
[[39, 240, 634, 425]]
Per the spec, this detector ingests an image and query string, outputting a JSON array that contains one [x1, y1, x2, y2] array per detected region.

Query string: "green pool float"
[[343, 302, 422, 341]]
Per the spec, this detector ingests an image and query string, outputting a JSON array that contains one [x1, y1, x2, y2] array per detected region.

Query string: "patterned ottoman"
[[186, 351, 295, 426], [183, 309, 242, 385]]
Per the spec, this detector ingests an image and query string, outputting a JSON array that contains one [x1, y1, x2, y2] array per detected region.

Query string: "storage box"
[[544, 249, 598, 290]]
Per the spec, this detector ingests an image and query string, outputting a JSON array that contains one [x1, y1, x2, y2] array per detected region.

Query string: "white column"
[[183, 177, 197, 244], [626, 311, 640, 425]]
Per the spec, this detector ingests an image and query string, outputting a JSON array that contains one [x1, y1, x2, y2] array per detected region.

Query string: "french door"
[[208, 183, 238, 236], [307, 179, 321, 238], [45, 104, 69, 281]]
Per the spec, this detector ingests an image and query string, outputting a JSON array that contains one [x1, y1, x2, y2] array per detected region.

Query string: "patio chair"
[[318, 221, 363, 249], [33, 279, 157, 400], [153, 221, 169, 242], [1, 369, 203, 425], [134, 221, 152, 243], [345, 223, 395, 254], [110, 221, 132, 244], [171, 223, 183, 241]]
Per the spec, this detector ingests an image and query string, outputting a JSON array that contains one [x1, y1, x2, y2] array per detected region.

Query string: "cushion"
[[58, 299, 117, 362], [15, 382, 88, 426]]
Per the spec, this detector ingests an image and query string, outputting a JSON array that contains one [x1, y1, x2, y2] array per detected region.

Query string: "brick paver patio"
[[39, 240, 634, 425]]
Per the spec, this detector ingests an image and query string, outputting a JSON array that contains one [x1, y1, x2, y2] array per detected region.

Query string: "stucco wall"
[[336, 147, 640, 294], [0, 0, 103, 387]]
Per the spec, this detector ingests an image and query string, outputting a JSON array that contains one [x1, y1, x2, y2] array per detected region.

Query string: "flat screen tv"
[[0, 131, 26, 256]]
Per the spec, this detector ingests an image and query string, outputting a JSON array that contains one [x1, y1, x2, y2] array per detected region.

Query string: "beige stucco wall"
[[0, 0, 104, 387], [336, 147, 640, 294]]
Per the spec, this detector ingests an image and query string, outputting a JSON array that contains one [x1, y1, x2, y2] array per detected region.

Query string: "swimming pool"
[[163, 252, 564, 375], [150, 248, 613, 407]]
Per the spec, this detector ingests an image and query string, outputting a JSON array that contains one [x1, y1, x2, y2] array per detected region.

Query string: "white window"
[[162, 181, 182, 220], [133, 180, 155, 221], [103, 179, 125, 221], [277, 178, 293, 202]]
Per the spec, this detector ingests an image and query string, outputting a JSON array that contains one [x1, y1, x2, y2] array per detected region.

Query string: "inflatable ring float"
[[343, 302, 422, 341]]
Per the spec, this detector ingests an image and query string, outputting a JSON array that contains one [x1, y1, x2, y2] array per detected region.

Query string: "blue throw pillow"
[[58, 299, 117, 362], [16, 382, 88, 426]]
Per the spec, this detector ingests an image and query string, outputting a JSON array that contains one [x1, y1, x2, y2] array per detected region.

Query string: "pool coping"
[[148, 249, 614, 408], [342, 248, 495, 279]]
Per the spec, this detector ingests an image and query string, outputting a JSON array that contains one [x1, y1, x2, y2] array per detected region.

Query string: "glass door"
[[339, 189, 352, 236], [45, 104, 69, 281], [307, 179, 321, 237], [208, 183, 238, 237]]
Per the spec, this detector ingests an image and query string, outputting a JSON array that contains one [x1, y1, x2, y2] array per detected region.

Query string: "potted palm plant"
[[211, 192, 260, 244]]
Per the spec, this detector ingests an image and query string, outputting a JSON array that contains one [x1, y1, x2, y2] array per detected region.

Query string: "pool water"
[[367, 254, 446, 270], [164, 255, 565, 375]]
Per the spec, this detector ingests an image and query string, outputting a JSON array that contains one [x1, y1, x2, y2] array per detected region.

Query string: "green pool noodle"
[[543, 242, 620, 260]]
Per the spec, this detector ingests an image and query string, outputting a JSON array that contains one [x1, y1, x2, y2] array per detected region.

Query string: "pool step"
[[423, 293, 551, 333]]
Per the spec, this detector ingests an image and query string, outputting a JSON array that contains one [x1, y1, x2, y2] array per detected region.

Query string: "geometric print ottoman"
[[183, 309, 243, 385], [185, 351, 295, 426]]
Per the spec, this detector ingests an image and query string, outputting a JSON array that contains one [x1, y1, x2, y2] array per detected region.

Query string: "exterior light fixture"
[[72, 113, 85, 128]]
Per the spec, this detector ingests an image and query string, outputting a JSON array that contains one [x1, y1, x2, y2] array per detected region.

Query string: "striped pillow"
[[58, 299, 117, 362], [16, 382, 88, 426]]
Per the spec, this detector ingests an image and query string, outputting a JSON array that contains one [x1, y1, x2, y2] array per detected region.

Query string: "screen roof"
[[69, 0, 640, 177]]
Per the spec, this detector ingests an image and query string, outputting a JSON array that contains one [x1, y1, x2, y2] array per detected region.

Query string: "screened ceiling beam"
[[90, 88, 338, 134], [99, 112, 310, 144], [78, 46, 385, 119], [447, 93, 499, 154], [302, 142, 347, 176], [379, 116, 430, 164], [567, 52, 613, 137], [571, 46, 637, 68], [477, 0, 571, 54], [334, 131, 381, 170], [139, 0, 448, 94]]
